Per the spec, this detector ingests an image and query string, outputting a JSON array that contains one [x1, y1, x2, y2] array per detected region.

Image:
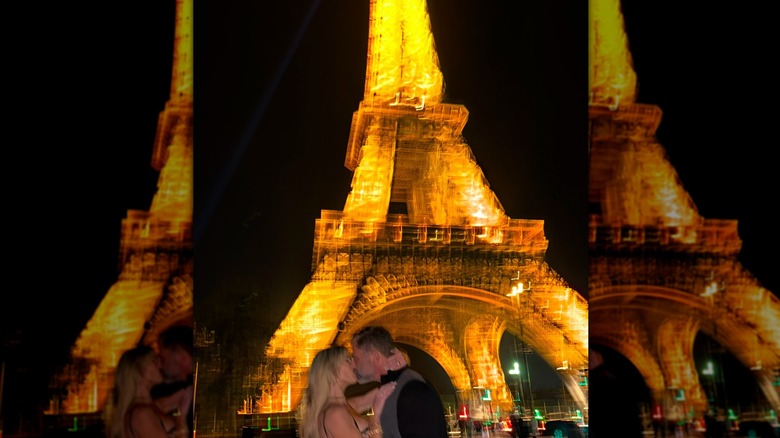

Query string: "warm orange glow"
[[48, 0, 193, 415], [364, 0, 444, 108], [599, 136, 700, 228], [251, 0, 588, 419], [589, 0, 636, 107], [258, 282, 359, 412]]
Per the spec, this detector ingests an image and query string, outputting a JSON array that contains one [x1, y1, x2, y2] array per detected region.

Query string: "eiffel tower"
[[45, 0, 193, 415], [589, 0, 780, 421], [248, 0, 588, 420]]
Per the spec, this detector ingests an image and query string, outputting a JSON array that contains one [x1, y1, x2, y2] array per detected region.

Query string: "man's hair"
[[352, 325, 395, 357], [157, 325, 193, 356]]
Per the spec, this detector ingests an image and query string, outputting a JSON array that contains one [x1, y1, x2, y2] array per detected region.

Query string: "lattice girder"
[[589, 253, 780, 360], [463, 316, 513, 412], [589, 104, 699, 228], [344, 103, 507, 227], [390, 320, 472, 393], [656, 317, 708, 416], [255, 210, 588, 415], [590, 285, 780, 414]]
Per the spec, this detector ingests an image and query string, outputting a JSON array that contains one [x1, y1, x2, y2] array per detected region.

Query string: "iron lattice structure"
[[249, 0, 588, 420], [589, 0, 780, 421], [46, 0, 193, 415]]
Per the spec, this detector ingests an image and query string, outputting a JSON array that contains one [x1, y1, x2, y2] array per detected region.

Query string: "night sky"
[[618, 1, 778, 297], [2, 0, 777, 430]]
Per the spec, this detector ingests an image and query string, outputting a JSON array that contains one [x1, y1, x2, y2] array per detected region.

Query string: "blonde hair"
[[298, 346, 350, 438], [102, 345, 158, 438]]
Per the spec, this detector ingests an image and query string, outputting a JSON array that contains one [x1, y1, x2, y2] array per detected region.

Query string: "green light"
[[68, 417, 79, 432], [702, 361, 715, 376], [262, 417, 280, 431]]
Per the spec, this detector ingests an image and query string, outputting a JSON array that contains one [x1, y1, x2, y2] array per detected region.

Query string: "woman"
[[299, 346, 398, 438], [103, 345, 188, 438]]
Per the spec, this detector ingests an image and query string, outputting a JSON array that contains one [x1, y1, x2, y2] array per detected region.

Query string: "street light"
[[509, 361, 523, 411]]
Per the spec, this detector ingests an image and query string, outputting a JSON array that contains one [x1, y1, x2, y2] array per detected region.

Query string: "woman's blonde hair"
[[102, 345, 158, 438], [298, 346, 350, 438]]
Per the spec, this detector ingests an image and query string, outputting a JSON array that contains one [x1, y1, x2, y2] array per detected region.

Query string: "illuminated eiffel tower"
[[589, 0, 780, 421], [248, 0, 588, 419], [46, 0, 193, 415]]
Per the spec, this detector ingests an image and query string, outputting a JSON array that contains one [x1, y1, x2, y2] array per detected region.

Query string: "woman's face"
[[336, 354, 357, 386], [142, 354, 164, 385]]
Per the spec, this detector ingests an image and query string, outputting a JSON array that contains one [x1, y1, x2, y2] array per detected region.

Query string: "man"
[[152, 325, 194, 436], [350, 325, 448, 438]]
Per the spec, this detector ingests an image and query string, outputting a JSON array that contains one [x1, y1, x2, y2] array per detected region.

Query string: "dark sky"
[[619, 1, 778, 296]]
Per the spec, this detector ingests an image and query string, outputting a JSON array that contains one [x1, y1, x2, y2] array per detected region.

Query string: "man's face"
[[158, 346, 192, 380], [143, 354, 164, 385], [157, 346, 178, 379], [350, 341, 382, 383]]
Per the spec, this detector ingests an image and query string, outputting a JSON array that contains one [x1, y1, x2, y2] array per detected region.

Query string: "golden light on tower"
[[344, 0, 507, 228], [365, 0, 444, 107], [150, 0, 193, 226], [589, 0, 637, 107]]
